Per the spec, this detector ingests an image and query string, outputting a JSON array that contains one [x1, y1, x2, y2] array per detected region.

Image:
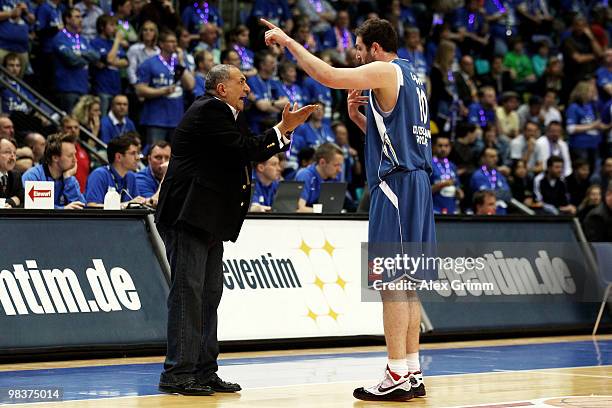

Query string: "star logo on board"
[[306, 307, 318, 322], [328, 308, 339, 321], [299, 239, 312, 256], [336, 276, 347, 290], [322, 239, 335, 256]]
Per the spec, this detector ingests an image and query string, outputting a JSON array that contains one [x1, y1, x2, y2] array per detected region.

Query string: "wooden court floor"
[[1, 335, 610, 407]]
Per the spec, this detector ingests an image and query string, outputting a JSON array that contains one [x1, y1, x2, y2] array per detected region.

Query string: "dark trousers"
[[158, 224, 224, 384]]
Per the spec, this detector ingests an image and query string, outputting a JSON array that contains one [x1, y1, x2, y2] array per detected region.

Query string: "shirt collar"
[[0, 171, 7, 178], [108, 164, 126, 183], [108, 111, 124, 126], [214, 97, 239, 120]]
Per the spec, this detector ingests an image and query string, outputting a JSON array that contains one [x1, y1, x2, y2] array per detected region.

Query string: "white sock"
[[387, 359, 409, 376], [406, 352, 420, 372]]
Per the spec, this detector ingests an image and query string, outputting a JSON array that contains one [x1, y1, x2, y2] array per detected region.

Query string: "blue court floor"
[[0, 340, 610, 404]]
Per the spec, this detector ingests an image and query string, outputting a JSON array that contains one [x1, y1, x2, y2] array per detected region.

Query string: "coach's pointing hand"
[[261, 18, 291, 47], [278, 102, 318, 136]]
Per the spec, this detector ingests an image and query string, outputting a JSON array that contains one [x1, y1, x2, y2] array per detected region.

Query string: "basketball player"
[[263, 18, 436, 402]]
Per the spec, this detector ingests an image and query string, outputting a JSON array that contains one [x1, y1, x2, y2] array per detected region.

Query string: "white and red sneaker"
[[353, 366, 414, 402], [407, 371, 426, 397]]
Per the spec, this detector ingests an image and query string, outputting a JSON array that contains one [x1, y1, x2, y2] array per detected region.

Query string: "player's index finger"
[[260, 18, 277, 29]]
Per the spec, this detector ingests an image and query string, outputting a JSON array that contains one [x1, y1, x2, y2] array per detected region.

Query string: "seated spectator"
[[473, 190, 497, 215], [193, 50, 214, 98], [534, 57, 563, 96], [227, 25, 256, 78], [590, 157, 612, 197], [126, 20, 160, 86], [74, 0, 103, 41], [193, 22, 220, 64], [246, 50, 287, 134], [181, 0, 222, 35], [397, 27, 427, 84], [449, 122, 480, 186], [285, 23, 319, 63], [220, 48, 240, 68], [91, 14, 129, 115], [517, 96, 544, 131], [295, 142, 344, 212], [332, 121, 361, 187], [297, 0, 336, 35], [540, 89, 562, 128], [470, 148, 512, 214], [481, 124, 511, 170], [566, 80, 604, 172], [0, 0, 34, 78], [508, 159, 541, 210], [503, 37, 536, 90], [274, 61, 306, 108], [290, 101, 334, 170], [477, 56, 514, 96], [531, 41, 550, 79], [284, 146, 315, 180], [0, 114, 15, 140], [495, 91, 520, 139], [250, 154, 282, 212], [582, 180, 612, 242], [135, 29, 195, 144], [301, 53, 333, 126], [72, 95, 102, 139], [320, 10, 355, 65], [98, 95, 137, 144], [0, 137, 24, 207], [566, 159, 591, 207], [14, 146, 33, 173], [85, 133, 146, 207], [510, 120, 540, 172], [454, 55, 478, 108], [534, 121, 572, 178], [533, 155, 576, 215], [577, 184, 601, 222], [431, 134, 463, 214], [467, 86, 497, 129], [52, 7, 100, 112], [136, 139, 170, 200], [23, 132, 45, 165], [62, 115, 90, 192], [22, 133, 85, 209]]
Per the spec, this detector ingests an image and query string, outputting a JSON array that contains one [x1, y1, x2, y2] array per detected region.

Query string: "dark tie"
[[0, 174, 7, 192]]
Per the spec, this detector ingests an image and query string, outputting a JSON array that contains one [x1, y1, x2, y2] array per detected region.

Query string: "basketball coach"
[[155, 64, 317, 396]]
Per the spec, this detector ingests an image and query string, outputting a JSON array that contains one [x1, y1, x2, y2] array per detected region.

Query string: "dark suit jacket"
[[155, 95, 287, 242], [583, 203, 612, 242], [0, 170, 24, 207]]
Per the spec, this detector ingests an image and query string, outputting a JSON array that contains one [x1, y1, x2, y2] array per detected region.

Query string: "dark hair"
[[524, 120, 540, 130], [314, 142, 343, 163], [455, 122, 477, 139], [158, 29, 176, 44], [220, 48, 238, 64], [297, 147, 315, 166], [528, 95, 542, 106], [547, 120, 563, 129], [62, 7, 79, 25], [572, 158, 589, 170], [111, 0, 130, 13], [433, 134, 450, 144], [546, 155, 563, 168], [278, 61, 296, 78], [2, 52, 20, 67], [43, 133, 77, 165], [473, 190, 496, 207], [96, 14, 116, 35], [148, 140, 170, 157], [254, 50, 273, 70], [355, 18, 398, 53], [107, 134, 139, 164]]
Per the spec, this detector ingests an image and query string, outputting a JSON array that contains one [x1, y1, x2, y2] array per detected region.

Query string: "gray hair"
[[205, 64, 234, 94]]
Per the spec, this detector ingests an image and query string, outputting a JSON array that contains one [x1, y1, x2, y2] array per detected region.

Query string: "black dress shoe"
[[200, 373, 242, 393], [158, 378, 215, 396]]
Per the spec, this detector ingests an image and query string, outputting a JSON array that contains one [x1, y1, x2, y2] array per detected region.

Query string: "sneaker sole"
[[413, 384, 426, 397], [158, 385, 215, 396], [353, 387, 414, 402]]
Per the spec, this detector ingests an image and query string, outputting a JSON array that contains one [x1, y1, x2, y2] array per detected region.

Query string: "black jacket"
[[155, 95, 287, 241], [0, 170, 24, 207], [583, 202, 612, 242]]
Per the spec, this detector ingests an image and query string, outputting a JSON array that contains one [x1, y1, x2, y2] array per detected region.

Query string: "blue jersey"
[[290, 122, 335, 158], [302, 76, 332, 125], [90, 36, 125, 95], [397, 48, 428, 83], [0, 0, 30, 52], [251, 177, 279, 206], [566, 102, 601, 149], [430, 157, 459, 214], [36, 1, 63, 53], [22, 164, 84, 208], [365, 58, 432, 190], [181, 3, 222, 34], [85, 165, 140, 204], [272, 81, 305, 107], [470, 166, 511, 215], [467, 102, 496, 128], [52, 30, 99, 94], [137, 55, 185, 128], [295, 163, 340, 206], [99, 114, 137, 144]]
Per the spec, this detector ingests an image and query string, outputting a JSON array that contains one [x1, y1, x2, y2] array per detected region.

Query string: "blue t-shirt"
[[397, 48, 428, 83], [85, 165, 140, 204], [137, 55, 185, 128], [249, 0, 290, 25], [52, 29, 98, 94], [272, 81, 306, 107], [365, 59, 432, 190], [566, 102, 601, 149], [291, 122, 335, 158], [90, 36, 125, 95], [99, 114, 137, 144], [430, 157, 459, 214], [193, 72, 206, 98], [596, 67, 611, 102], [251, 177, 279, 206], [295, 163, 339, 206], [135, 165, 159, 199], [469, 166, 511, 215], [453, 6, 486, 34], [467, 102, 496, 128], [1, 80, 36, 113], [484, 0, 522, 38], [0, 0, 31, 52], [246, 74, 279, 134], [320, 27, 355, 51], [302, 76, 332, 126], [22, 164, 85, 208], [36, 1, 63, 53], [181, 2, 222, 34]]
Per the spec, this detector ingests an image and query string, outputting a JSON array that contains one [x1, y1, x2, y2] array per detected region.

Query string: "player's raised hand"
[[261, 18, 291, 47], [347, 89, 368, 116]]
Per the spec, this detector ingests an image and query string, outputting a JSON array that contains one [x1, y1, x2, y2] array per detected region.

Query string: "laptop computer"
[[318, 182, 347, 214], [272, 181, 304, 213]]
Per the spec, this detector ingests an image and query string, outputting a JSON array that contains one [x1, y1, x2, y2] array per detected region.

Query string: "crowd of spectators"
[[0, 0, 610, 238]]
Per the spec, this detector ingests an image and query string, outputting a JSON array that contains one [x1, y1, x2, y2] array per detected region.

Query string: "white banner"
[[218, 219, 383, 341]]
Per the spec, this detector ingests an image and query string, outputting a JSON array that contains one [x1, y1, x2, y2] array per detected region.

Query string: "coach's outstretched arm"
[[261, 19, 395, 91]]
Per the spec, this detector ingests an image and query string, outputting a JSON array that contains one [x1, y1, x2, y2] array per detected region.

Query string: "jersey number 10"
[[415, 87, 428, 124]]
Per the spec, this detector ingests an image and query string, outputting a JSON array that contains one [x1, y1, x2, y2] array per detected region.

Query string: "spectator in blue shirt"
[[398, 27, 427, 84], [246, 50, 287, 134], [22, 133, 85, 209], [596, 49, 611, 103], [0, 0, 34, 77], [431, 134, 463, 214], [250, 154, 281, 212], [249, 0, 292, 32], [85, 133, 146, 207], [295, 142, 344, 212], [181, 0, 222, 35], [290, 101, 335, 171], [135, 29, 195, 145], [470, 147, 512, 214], [227, 25, 256, 78], [302, 53, 333, 126], [467, 86, 497, 129], [273, 61, 306, 107], [34, 0, 62, 91], [320, 10, 354, 64], [91, 14, 129, 115], [52, 7, 100, 113], [99, 94, 137, 144], [193, 49, 213, 98], [136, 139, 170, 201], [332, 121, 361, 187], [484, 0, 521, 56]]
